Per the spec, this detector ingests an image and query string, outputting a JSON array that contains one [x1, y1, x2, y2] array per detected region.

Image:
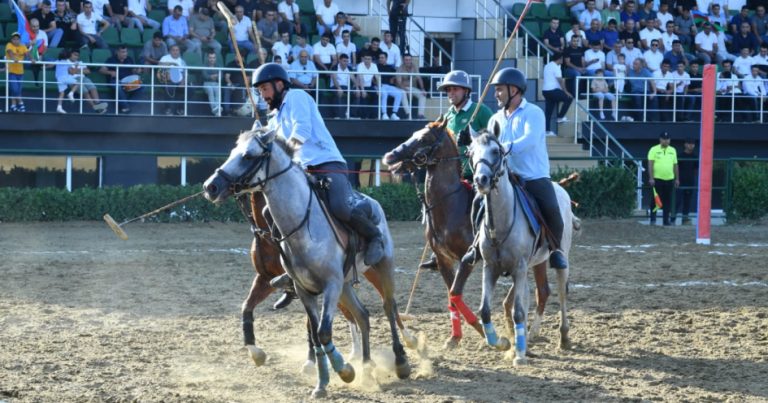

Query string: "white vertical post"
[[374, 159, 381, 187], [66, 156, 73, 192], [181, 156, 187, 186], [98, 156, 103, 188]]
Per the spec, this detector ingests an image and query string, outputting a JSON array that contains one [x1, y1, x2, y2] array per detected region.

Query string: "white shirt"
[[717, 72, 739, 92], [278, 1, 299, 22], [32, 30, 48, 49], [542, 61, 563, 91], [695, 31, 718, 52], [584, 48, 606, 72], [660, 32, 678, 51], [653, 70, 673, 91], [657, 11, 674, 32], [640, 28, 663, 48], [565, 29, 586, 47], [335, 41, 356, 60], [715, 32, 729, 56], [579, 9, 601, 28], [643, 49, 664, 71], [312, 41, 336, 64], [167, 0, 194, 17], [233, 16, 252, 42], [90, 0, 109, 19], [743, 75, 767, 95], [356, 62, 378, 87], [330, 22, 353, 45], [333, 65, 351, 87], [670, 70, 690, 93], [272, 41, 292, 62], [380, 41, 401, 67], [158, 54, 186, 83], [733, 55, 754, 77], [753, 53, 768, 65], [623, 47, 643, 69], [314, 1, 338, 26], [77, 12, 103, 35], [56, 60, 76, 81], [127, 0, 148, 17]]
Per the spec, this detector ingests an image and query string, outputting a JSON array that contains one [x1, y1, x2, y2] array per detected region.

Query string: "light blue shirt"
[[269, 89, 345, 168], [490, 99, 550, 181], [162, 15, 189, 38], [289, 60, 318, 85]]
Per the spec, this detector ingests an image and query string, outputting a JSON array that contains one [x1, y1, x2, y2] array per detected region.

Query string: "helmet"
[[437, 70, 472, 91], [490, 67, 527, 94], [252, 62, 289, 87]]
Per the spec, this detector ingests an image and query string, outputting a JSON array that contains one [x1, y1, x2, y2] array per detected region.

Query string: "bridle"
[[388, 124, 462, 169], [471, 135, 510, 190]]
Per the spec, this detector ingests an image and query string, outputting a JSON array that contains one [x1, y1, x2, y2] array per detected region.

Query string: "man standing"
[[542, 52, 573, 135], [647, 132, 678, 226], [387, 0, 409, 49], [674, 139, 697, 225]]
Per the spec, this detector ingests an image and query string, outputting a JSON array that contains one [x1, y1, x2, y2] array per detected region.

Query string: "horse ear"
[[261, 128, 277, 144], [491, 119, 501, 138]]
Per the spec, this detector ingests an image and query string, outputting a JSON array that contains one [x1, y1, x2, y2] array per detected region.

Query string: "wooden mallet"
[[103, 191, 204, 240]]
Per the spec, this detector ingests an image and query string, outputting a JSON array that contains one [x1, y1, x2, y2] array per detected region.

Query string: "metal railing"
[[489, 0, 555, 78], [1, 59, 480, 118]]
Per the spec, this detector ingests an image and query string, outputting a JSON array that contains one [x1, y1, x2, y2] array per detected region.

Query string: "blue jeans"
[[9, 73, 22, 97]]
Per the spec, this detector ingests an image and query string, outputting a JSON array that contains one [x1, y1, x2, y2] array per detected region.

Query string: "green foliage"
[[552, 165, 636, 218], [726, 161, 768, 221], [359, 183, 422, 221]]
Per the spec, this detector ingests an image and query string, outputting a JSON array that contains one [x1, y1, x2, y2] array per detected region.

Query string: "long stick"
[[216, 1, 260, 120], [469, 0, 537, 125], [103, 191, 204, 240], [401, 242, 430, 320]]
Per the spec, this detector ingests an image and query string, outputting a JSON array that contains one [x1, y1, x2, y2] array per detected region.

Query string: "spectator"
[[543, 18, 566, 53], [565, 21, 586, 48], [89, 0, 112, 22], [330, 11, 359, 45], [674, 139, 698, 225], [622, 37, 644, 69], [606, 42, 624, 73], [657, 2, 673, 32], [626, 58, 657, 121], [542, 52, 574, 134], [157, 44, 187, 115], [640, 18, 663, 50], [687, 60, 703, 119], [661, 21, 678, 51], [643, 39, 665, 71], [272, 54, 290, 70], [229, 5, 256, 55], [199, 50, 222, 116], [396, 52, 426, 119], [289, 49, 318, 94], [126, 0, 160, 31], [620, 19, 641, 46], [585, 19, 604, 47], [54, 50, 77, 113], [566, 0, 586, 20], [105, 0, 129, 29], [579, 0, 601, 29], [665, 40, 694, 68], [602, 0, 621, 28], [731, 21, 759, 55], [272, 31, 293, 63], [585, 40, 607, 75], [189, 6, 221, 54], [730, 5, 752, 37], [674, 8, 696, 47], [5, 32, 29, 113], [291, 34, 313, 61], [330, 52, 356, 118], [77, 1, 110, 49], [54, 0, 79, 45], [654, 59, 674, 120], [753, 6, 768, 43], [603, 18, 620, 50], [20, 0, 42, 15], [715, 59, 740, 121], [753, 44, 768, 74], [336, 30, 357, 66], [314, 0, 338, 36], [675, 0, 696, 16], [312, 33, 337, 70], [376, 52, 403, 119], [355, 52, 379, 119], [222, 56, 258, 115], [647, 131, 678, 226], [563, 36, 586, 95], [670, 60, 693, 121], [143, 30, 168, 64], [637, 0, 656, 29], [256, 9, 279, 49], [237, 0, 258, 21], [99, 45, 143, 113], [167, 0, 193, 17], [163, 5, 200, 55], [387, 0, 409, 49], [734, 46, 755, 77], [31, 0, 63, 48], [590, 69, 616, 120], [277, 0, 305, 38], [59, 48, 109, 113], [714, 26, 735, 62], [743, 65, 767, 121], [708, 4, 727, 31], [364, 36, 386, 61], [620, 1, 641, 24], [380, 30, 402, 67], [695, 22, 721, 64], [253, 0, 277, 22]]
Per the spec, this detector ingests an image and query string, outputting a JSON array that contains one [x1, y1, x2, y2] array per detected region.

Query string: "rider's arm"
[[500, 108, 546, 155], [286, 92, 313, 145]]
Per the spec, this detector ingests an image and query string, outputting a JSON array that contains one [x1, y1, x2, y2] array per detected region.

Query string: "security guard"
[[647, 132, 679, 226]]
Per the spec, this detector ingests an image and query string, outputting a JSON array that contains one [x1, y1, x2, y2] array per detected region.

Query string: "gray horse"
[[203, 128, 410, 398], [469, 130, 580, 366]]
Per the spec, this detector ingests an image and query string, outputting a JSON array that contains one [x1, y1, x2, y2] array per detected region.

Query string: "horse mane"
[[236, 128, 295, 158], [472, 129, 496, 147]]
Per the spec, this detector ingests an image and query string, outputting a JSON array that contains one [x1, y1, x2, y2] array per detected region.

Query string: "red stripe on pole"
[[696, 65, 715, 245]]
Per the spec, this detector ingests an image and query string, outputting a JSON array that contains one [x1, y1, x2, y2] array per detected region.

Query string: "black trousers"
[[389, 13, 407, 49], [650, 179, 675, 224], [525, 178, 564, 249], [676, 187, 694, 218], [542, 89, 573, 132], [308, 161, 353, 222]]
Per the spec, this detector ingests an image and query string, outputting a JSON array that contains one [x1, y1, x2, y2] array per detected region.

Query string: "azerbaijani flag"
[[691, 9, 725, 32], [9, 0, 35, 46]]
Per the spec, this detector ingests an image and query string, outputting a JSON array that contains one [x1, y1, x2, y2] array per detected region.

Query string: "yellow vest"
[[647, 144, 677, 180]]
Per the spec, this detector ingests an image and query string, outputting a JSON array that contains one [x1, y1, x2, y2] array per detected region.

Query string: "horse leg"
[[449, 258, 485, 339], [556, 267, 572, 350], [339, 304, 362, 362], [363, 269, 417, 349], [294, 289, 329, 398], [301, 319, 317, 376], [528, 261, 550, 341], [318, 282, 355, 385], [435, 253, 463, 349], [507, 259, 530, 366], [241, 273, 274, 366], [338, 281, 380, 387], [369, 257, 411, 379], [478, 264, 510, 351]]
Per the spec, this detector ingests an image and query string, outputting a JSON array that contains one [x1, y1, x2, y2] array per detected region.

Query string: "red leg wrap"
[[449, 294, 478, 325], [449, 305, 462, 338]]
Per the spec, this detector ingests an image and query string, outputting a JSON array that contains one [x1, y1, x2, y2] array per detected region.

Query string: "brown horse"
[[382, 119, 554, 349], [239, 192, 416, 367]]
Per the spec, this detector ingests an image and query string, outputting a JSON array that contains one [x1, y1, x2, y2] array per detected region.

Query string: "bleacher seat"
[[102, 27, 121, 47], [142, 28, 158, 43], [523, 21, 541, 37], [91, 48, 113, 64], [44, 47, 63, 60], [5, 22, 18, 40], [296, 0, 314, 14], [548, 4, 569, 20], [511, 3, 525, 18], [148, 9, 167, 25], [0, 25, 5, 44], [300, 14, 316, 35], [183, 51, 202, 67], [122, 28, 143, 48], [529, 3, 548, 21], [0, 3, 12, 23], [77, 47, 91, 62]]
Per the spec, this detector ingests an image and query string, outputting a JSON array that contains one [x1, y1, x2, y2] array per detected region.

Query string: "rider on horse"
[[252, 63, 386, 308], [483, 67, 569, 270], [420, 69, 494, 270]]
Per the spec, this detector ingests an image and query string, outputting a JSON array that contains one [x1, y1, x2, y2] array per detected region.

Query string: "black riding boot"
[[549, 250, 568, 269], [348, 207, 385, 266], [270, 274, 297, 310], [419, 253, 438, 270]]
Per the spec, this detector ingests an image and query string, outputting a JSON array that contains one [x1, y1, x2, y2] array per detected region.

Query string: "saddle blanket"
[[514, 184, 541, 237]]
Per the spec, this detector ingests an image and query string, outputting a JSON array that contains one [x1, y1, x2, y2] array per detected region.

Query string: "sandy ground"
[[1, 219, 767, 402]]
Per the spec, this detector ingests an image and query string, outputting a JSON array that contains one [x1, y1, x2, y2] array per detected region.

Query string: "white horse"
[[203, 128, 411, 398], [469, 130, 580, 365]]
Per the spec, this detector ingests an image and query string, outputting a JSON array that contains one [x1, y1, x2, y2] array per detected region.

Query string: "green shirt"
[[443, 100, 494, 179], [647, 144, 678, 180]]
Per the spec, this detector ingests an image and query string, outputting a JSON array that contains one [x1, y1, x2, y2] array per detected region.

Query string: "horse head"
[[383, 116, 455, 173], [470, 129, 508, 195], [203, 128, 278, 203]]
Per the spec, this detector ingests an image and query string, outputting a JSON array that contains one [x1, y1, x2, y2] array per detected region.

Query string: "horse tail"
[[571, 214, 582, 237]]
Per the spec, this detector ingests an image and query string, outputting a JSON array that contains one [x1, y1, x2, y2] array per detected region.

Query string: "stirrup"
[[461, 247, 479, 266], [419, 254, 438, 271]]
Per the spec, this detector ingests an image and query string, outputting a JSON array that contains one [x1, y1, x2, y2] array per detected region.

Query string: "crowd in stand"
[[539, 0, 768, 125], [2, 0, 430, 119]]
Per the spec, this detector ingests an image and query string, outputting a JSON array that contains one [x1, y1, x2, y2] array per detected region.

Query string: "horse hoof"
[[402, 328, 418, 349], [246, 345, 266, 367], [395, 361, 411, 379], [311, 387, 328, 399], [301, 359, 316, 376], [443, 336, 460, 350], [513, 356, 528, 367], [560, 338, 573, 351], [495, 337, 512, 351], [338, 363, 355, 383]]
